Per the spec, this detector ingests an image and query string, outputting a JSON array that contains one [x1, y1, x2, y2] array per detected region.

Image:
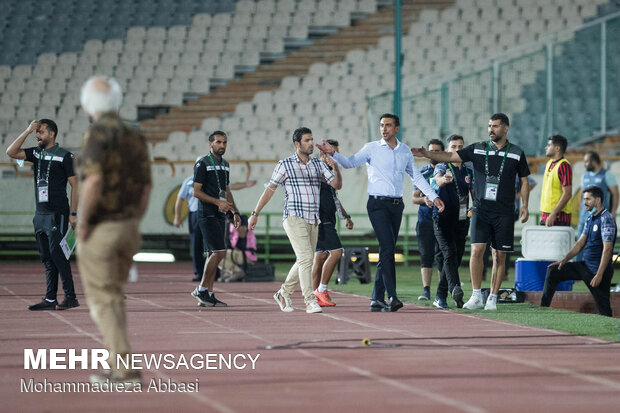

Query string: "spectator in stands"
[[431, 135, 473, 309], [539, 135, 572, 226], [311, 139, 354, 307], [77, 76, 151, 385], [576, 151, 618, 236], [413, 138, 444, 301], [319, 114, 443, 312], [249, 127, 342, 314], [190, 131, 242, 307], [412, 113, 531, 311], [6, 119, 79, 311], [174, 171, 205, 282], [541, 186, 616, 316]]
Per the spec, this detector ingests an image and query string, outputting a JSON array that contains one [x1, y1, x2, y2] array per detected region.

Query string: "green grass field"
[[273, 262, 620, 342]]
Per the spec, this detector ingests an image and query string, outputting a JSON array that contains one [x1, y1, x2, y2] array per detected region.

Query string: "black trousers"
[[33, 212, 76, 301], [188, 211, 205, 277], [541, 261, 613, 317], [434, 216, 469, 299], [367, 197, 404, 301]]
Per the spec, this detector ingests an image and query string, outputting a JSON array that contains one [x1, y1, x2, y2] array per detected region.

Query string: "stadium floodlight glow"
[[132, 252, 176, 263]]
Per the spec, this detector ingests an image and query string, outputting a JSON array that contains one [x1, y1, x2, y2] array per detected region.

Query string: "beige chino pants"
[[281, 216, 319, 305], [77, 219, 141, 376]]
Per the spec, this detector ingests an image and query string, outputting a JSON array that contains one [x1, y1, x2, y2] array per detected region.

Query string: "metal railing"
[[369, 12, 620, 155]]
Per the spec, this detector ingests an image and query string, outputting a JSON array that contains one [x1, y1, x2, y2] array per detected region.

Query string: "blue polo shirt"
[[415, 164, 435, 223], [582, 209, 617, 274]]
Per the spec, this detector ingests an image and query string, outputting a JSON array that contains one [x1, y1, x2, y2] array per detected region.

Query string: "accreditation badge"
[[459, 196, 468, 220], [484, 176, 499, 202], [37, 179, 49, 203]]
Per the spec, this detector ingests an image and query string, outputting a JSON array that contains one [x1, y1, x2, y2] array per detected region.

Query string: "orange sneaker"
[[314, 290, 336, 307]]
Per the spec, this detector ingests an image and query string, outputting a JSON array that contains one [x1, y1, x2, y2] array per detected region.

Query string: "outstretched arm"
[[411, 147, 461, 164]]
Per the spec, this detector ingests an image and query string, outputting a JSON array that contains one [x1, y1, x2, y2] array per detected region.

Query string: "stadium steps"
[[140, 0, 454, 142]]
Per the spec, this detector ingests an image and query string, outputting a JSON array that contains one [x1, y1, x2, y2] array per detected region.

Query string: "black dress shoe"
[[369, 300, 389, 312], [389, 297, 403, 312]]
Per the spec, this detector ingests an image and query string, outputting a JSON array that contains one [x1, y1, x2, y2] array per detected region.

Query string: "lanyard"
[[447, 163, 463, 199], [206, 153, 225, 193], [37, 144, 60, 182], [485, 141, 510, 180]]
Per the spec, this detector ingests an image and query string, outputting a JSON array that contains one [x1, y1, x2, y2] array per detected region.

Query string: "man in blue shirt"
[[318, 113, 444, 312], [576, 151, 618, 236], [174, 172, 205, 282], [541, 186, 617, 316], [413, 139, 444, 301]]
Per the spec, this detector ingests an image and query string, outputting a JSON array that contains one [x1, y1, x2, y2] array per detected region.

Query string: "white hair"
[[80, 75, 123, 117]]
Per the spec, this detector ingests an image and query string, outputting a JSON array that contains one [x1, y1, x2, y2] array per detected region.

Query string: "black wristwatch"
[[70, 212, 77, 216], [234, 211, 240, 216]]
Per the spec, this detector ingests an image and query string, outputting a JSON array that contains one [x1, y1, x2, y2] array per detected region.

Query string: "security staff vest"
[[540, 158, 572, 214]]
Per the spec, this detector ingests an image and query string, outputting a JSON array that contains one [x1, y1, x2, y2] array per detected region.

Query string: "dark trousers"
[[541, 261, 613, 317], [434, 217, 469, 299], [367, 197, 404, 301], [33, 212, 76, 301], [188, 211, 205, 277]]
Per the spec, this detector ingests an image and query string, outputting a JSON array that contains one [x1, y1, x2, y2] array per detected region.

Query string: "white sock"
[[489, 293, 497, 302], [198, 286, 208, 292], [208, 291, 213, 297], [45, 298, 55, 302], [472, 289, 482, 297], [318, 284, 328, 293]]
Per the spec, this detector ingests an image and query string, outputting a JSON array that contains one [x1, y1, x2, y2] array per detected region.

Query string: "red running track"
[[1, 262, 619, 413]]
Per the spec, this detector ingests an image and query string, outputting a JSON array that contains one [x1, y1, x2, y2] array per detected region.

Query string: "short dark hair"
[[447, 134, 464, 144], [326, 139, 339, 147], [379, 113, 400, 127], [293, 127, 312, 143], [208, 130, 227, 142], [583, 185, 604, 201], [39, 119, 58, 139], [549, 135, 567, 154], [428, 138, 445, 151], [490, 113, 509, 126], [586, 150, 601, 165]]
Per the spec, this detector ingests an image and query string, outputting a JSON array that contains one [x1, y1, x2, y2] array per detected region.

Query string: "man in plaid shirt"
[[248, 127, 342, 313]]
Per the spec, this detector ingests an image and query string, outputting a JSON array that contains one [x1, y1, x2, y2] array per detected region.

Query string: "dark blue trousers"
[[367, 197, 404, 301]]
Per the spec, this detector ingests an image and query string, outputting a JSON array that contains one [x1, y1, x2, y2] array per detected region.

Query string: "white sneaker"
[[273, 290, 293, 312], [306, 301, 323, 313], [463, 294, 484, 309], [484, 295, 497, 311]]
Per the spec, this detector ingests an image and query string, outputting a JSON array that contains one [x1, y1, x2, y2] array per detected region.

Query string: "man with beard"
[[539, 135, 572, 226], [191, 131, 242, 307], [6, 119, 79, 311], [576, 151, 618, 236], [541, 186, 616, 316], [412, 113, 530, 311], [248, 127, 342, 314], [413, 138, 444, 301], [318, 114, 443, 313]]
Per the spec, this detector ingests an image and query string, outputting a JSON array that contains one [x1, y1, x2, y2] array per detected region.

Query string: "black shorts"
[[315, 222, 342, 253], [416, 220, 437, 268], [470, 209, 514, 252], [198, 214, 227, 253]]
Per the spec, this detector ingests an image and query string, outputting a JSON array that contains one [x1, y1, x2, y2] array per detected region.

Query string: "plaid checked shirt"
[[270, 154, 335, 224]]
